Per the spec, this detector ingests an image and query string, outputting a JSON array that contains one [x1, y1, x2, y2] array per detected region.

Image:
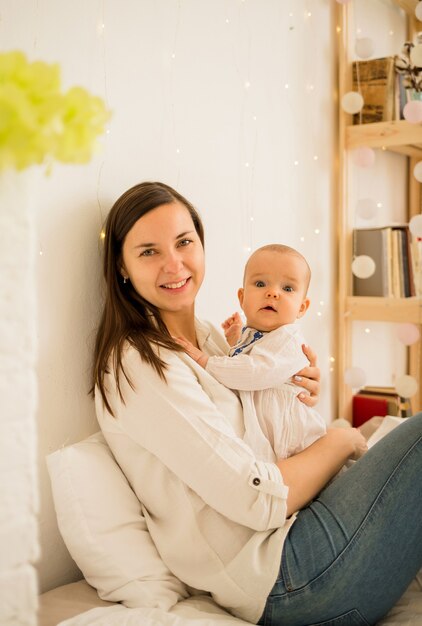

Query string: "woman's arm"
[[277, 428, 368, 516]]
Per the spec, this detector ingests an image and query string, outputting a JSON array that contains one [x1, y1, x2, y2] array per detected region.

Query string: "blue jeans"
[[258, 413, 422, 626]]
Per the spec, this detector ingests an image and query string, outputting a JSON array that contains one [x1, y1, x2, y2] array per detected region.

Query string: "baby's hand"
[[174, 336, 209, 369], [222, 312, 243, 346]]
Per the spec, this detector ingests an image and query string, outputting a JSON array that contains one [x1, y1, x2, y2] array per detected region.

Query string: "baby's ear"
[[237, 288, 245, 308], [297, 298, 310, 319]]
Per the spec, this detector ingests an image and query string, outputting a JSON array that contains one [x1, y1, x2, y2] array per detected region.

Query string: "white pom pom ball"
[[356, 198, 377, 220], [352, 255, 376, 279], [352, 147, 375, 168], [395, 375, 418, 398], [413, 161, 422, 182], [344, 367, 366, 388], [403, 100, 422, 123], [342, 91, 364, 114], [409, 214, 422, 237], [355, 37, 375, 59], [396, 323, 421, 346]]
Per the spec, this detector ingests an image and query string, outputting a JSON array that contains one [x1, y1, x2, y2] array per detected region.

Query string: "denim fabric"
[[258, 413, 422, 626]]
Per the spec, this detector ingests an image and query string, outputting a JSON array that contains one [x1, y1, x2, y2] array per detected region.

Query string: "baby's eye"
[[255, 280, 266, 287], [283, 285, 294, 292]]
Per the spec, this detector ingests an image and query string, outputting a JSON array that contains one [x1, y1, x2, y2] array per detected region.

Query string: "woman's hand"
[[293, 344, 320, 407]]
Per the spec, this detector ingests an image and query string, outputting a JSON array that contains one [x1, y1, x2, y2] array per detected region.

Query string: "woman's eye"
[[178, 238, 192, 247], [140, 249, 155, 257], [255, 281, 265, 287]]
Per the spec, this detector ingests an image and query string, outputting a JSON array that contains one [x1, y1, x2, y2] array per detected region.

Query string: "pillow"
[[47, 432, 188, 609]]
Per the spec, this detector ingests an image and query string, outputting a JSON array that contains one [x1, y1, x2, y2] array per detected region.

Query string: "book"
[[359, 386, 412, 417], [352, 57, 396, 124], [353, 227, 391, 297], [352, 394, 388, 428], [353, 226, 416, 298]]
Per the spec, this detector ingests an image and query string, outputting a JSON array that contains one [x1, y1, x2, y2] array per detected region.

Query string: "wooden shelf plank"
[[393, 0, 418, 16], [346, 120, 422, 156], [346, 296, 422, 323]]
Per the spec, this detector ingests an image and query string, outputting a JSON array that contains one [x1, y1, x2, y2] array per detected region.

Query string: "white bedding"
[[60, 574, 422, 626]]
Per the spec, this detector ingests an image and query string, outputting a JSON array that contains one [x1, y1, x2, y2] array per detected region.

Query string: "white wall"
[[0, 0, 337, 594]]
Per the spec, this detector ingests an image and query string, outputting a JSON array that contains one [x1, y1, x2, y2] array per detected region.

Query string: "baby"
[[178, 244, 327, 463]]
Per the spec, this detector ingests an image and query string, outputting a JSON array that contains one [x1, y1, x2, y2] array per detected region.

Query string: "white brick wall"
[[0, 171, 39, 626]]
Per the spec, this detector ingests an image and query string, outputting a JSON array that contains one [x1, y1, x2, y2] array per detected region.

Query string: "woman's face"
[[121, 201, 205, 319]]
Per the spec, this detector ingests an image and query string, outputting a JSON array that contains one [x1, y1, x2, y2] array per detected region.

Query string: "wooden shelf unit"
[[337, 0, 422, 422]]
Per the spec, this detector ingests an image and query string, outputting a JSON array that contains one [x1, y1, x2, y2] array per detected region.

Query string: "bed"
[[42, 426, 422, 626]]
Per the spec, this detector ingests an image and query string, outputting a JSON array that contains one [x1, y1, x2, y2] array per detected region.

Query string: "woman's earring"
[[123, 276, 128, 284]]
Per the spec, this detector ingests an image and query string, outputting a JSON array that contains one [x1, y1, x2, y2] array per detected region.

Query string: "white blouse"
[[206, 324, 327, 462], [95, 319, 296, 623]]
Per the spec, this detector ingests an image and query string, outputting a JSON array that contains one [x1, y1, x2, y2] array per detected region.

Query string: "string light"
[[245, 81, 251, 89], [314, 229, 320, 234]]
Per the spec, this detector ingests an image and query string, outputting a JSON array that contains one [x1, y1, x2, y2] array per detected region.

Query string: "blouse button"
[[253, 478, 261, 486]]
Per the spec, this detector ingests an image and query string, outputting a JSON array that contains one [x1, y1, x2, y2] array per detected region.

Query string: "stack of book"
[[352, 56, 410, 124], [353, 226, 421, 298], [353, 386, 411, 428]]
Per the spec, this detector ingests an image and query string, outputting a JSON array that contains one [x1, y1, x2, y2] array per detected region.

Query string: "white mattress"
[[59, 573, 422, 626]]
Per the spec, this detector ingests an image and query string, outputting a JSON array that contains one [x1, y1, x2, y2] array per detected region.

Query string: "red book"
[[352, 395, 388, 428]]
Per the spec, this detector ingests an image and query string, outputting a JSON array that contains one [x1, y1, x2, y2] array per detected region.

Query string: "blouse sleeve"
[[205, 326, 309, 391], [106, 346, 289, 532]]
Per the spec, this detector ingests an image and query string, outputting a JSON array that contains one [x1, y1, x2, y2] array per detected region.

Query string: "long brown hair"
[[92, 181, 205, 415]]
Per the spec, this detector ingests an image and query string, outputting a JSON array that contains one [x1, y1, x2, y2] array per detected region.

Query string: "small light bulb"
[[39, 250, 43, 256], [300, 236, 305, 242], [245, 162, 250, 168], [330, 367, 334, 373], [171, 53, 176, 59], [245, 81, 251, 89], [289, 12, 293, 17], [225, 18, 229, 23], [356, 28, 362, 35], [377, 202, 383, 208], [176, 148, 180, 154], [317, 311, 322, 317], [294, 160, 299, 166], [314, 155, 318, 160], [330, 356, 336, 363], [285, 83, 289, 89], [314, 229, 320, 234], [336, 26, 341, 33], [365, 328, 371, 334], [253, 115, 257, 121], [250, 217, 254, 222], [307, 12, 312, 17], [389, 30, 394, 35], [320, 301, 325, 306], [100, 231, 106, 240]]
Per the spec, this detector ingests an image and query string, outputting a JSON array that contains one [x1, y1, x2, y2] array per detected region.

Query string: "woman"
[[92, 181, 422, 626]]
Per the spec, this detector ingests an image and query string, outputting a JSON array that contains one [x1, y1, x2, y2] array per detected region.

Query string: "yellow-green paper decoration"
[[0, 50, 111, 171]]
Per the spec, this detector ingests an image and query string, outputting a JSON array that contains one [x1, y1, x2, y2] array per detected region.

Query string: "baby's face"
[[238, 250, 310, 332]]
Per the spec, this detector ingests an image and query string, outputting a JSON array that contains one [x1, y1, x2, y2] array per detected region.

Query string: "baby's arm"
[[221, 312, 243, 347], [175, 337, 209, 369]]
